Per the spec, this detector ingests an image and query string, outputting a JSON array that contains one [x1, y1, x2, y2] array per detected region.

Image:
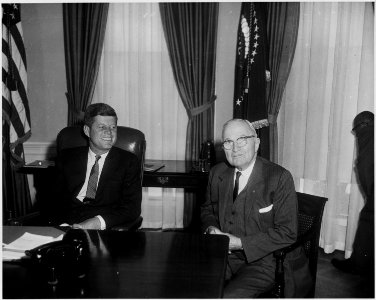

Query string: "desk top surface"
[[144, 159, 209, 174], [22, 159, 212, 175], [3, 226, 228, 298]]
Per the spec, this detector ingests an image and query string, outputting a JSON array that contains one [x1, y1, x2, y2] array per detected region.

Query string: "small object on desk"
[[25, 160, 55, 168], [144, 163, 165, 172]]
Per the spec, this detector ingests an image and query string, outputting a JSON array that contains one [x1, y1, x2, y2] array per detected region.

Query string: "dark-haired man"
[[53, 103, 142, 229]]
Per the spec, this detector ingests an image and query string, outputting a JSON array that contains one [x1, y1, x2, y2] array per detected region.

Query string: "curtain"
[[159, 3, 218, 228], [278, 3, 374, 257], [63, 3, 108, 126], [159, 3, 218, 161], [92, 3, 188, 229], [266, 3, 299, 163]]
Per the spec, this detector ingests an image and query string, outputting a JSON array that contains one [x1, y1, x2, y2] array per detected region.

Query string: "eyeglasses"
[[222, 136, 255, 150]]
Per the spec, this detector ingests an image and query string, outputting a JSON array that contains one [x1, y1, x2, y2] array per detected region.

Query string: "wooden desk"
[[3, 226, 229, 298], [143, 159, 208, 189], [20, 159, 209, 189]]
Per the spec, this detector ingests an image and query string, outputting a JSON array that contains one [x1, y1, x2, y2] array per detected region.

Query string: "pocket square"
[[259, 204, 273, 213]]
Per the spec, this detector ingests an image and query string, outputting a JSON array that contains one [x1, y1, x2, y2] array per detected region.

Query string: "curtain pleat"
[[63, 3, 108, 126], [266, 3, 299, 163]]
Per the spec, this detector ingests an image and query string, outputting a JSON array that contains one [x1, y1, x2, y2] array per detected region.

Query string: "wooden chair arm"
[[271, 226, 317, 298]]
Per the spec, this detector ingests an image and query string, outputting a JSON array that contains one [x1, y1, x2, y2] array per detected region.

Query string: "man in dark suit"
[[332, 111, 374, 287], [53, 103, 142, 230], [201, 118, 310, 298]]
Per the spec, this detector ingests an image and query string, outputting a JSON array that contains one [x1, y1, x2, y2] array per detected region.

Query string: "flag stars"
[[254, 18, 258, 25], [236, 99, 242, 106], [254, 25, 259, 32], [252, 49, 257, 56], [254, 33, 259, 40], [13, 4, 18, 10], [250, 58, 254, 64], [10, 13, 15, 19], [253, 41, 258, 48]]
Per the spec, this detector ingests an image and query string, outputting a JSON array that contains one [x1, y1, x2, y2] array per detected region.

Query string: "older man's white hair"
[[222, 119, 258, 140]]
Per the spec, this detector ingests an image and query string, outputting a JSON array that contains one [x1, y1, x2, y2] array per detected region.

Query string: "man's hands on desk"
[[72, 217, 102, 230], [205, 226, 243, 253]]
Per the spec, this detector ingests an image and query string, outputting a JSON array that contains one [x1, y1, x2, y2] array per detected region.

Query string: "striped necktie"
[[233, 171, 242, 202], [85, 155, 101, 200]]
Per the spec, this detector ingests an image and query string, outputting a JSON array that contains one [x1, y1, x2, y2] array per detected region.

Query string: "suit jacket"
[[52, 146, 142, 229], [201, 157, 310, 297]]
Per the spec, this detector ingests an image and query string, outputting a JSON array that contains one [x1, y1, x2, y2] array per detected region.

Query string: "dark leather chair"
[[10, 125, 146, 231], [260, 192, 328, 298]]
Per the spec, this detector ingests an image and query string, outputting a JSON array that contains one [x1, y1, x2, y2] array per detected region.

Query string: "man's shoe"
[[331, 258, 358, 274]]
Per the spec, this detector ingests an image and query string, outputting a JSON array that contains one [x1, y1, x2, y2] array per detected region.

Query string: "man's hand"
[[205, 226, 224, 234], [205, 226, 243, 251], [73, 217, 101, 230], [223, 232, 243, 251]]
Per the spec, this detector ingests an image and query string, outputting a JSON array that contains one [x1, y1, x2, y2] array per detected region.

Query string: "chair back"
[[56, 126, 146, 182], [296, 192, 327, 297]]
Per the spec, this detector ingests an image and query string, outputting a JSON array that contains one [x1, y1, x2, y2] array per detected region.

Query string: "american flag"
[[2, 3, 31, 164], [233, 2, 269, 130]]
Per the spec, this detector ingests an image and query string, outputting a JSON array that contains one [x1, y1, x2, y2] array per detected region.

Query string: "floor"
[[315, 248, 374, 298]]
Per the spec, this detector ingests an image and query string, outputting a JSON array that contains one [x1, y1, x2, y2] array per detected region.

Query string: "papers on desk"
[[3, 232, 64, 261]]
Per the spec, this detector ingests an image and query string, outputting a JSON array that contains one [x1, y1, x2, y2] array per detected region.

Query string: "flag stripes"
[[9, 23, 27, 67], [2, 3, 31, 162]]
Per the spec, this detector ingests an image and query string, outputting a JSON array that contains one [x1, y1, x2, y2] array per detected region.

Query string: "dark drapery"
[[63, 3, 109, 126], [159, 3, 218, 162], [266, 3, 300, 163], [233, 3, 270, 159]]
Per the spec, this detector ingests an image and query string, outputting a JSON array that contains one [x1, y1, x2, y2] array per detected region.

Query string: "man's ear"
[[255, 137, 260, 153], [83, 125, 90, 138]]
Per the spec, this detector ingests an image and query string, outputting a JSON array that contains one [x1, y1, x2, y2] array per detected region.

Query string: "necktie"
[[85, 155, 101, 200], [233, 171, 242, 202]]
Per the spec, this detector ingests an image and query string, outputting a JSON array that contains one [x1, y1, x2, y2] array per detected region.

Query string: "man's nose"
[[232, 142, 241, 151], [103, 127, 113, 135]]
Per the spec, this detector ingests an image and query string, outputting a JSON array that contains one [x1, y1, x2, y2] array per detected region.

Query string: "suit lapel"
[[68, 147, 89, 195], [218, 166, 235, 226], [244, 157, 265, 220]]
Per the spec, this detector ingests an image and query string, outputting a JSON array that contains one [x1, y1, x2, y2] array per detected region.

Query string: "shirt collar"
[[235, 157, 256, 178], [88, 148, 110, 161]]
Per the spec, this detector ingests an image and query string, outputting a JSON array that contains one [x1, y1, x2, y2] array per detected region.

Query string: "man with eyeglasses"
[[201, 119, 310, 298]]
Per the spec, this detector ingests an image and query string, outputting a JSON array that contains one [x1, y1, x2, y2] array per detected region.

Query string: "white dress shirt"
[[234, 158, 256, 196], [76, 148, 110, 229]]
